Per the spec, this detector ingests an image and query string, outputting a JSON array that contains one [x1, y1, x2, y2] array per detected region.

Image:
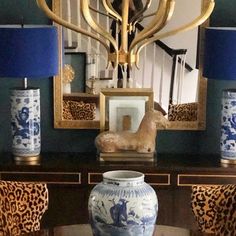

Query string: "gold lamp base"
[[14, 155, 41, 165], [221, 158, 236, 167]]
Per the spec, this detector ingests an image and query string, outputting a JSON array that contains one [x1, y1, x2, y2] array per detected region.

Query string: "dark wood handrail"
[[136, 23, 193, 72]]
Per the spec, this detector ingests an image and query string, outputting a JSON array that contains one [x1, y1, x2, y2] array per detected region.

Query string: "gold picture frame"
[[99, 88, 154, 132]]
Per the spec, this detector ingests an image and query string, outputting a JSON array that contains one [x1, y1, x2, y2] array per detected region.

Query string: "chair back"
[[191, 184, 236, 235], [0, 181, 48, 236]]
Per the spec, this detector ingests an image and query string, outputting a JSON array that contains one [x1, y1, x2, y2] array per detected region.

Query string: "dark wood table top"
[[0, 152, 223, 172], [24, 224, 211, 236]]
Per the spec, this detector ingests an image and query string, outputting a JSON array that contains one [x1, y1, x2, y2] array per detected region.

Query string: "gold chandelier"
[[37, 0, 215, 69]]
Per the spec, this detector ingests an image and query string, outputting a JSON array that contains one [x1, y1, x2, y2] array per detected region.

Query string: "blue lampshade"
[[203, 27, 236, 80], [0, 25, 58, 78]]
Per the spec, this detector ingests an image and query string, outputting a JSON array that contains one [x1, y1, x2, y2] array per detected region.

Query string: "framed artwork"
[[100, 88, 154, 132]]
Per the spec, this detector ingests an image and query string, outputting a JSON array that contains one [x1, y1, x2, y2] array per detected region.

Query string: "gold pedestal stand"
[[99, 151, 155, 162]]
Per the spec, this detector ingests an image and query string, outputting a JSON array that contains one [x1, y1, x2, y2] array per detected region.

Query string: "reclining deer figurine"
[[95, 110, 169, 153]]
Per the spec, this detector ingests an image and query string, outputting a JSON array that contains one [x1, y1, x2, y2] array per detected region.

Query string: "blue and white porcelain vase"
[[10, 88, 41, 159], [221, 89, 236, 163], [88, 170, 158, 236]]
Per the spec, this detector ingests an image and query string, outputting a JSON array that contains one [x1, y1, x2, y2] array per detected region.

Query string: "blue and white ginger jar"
[[88, 170, 158, 236], [221, 89, 236, 161]]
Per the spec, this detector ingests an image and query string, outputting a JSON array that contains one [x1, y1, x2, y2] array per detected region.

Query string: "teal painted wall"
[[0, 1, 235, 155]]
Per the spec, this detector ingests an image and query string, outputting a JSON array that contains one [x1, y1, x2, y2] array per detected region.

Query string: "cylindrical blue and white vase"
[[88, 170, 158, 236], [10, 88, 41, 160], [221, 89, 236, 164]]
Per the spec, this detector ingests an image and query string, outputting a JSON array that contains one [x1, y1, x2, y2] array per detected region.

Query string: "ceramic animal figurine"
[[95, 110, 169, 153]]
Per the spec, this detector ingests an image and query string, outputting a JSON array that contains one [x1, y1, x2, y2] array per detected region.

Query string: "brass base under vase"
[[14, 155, 40, 165], [221, 158, 236, 166]]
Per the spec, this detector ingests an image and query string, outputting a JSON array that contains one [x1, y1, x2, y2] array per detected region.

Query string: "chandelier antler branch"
[[134, 0, 215, 67], [129, 0, 175, 68], [129, 0, 152, 25], [37, 0, 215, 69], [102, 0, 122, 21]]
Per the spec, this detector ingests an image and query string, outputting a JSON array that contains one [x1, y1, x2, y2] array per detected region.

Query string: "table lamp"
[[203, 27, 236, 164], [0, 25, 58, 162]]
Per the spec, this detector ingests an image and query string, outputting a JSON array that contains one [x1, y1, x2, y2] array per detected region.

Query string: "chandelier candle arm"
[[102, 0, 122, 21], [129, 0, 175, 56], [121, 0, 129, 55], [129, 0, 152, 25], [89, 5, 116, 20], [134, 0, 215, 68], [81, 0, 118, 53]]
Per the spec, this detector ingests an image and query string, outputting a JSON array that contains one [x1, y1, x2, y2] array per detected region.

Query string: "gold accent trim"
[[177, 174, 236, 186], [53, 0, 63, 129], [88, 172, 101, 185], [145, 173, 171, 186], [88, 172, 170, 186], [0, 171, 81, 185]]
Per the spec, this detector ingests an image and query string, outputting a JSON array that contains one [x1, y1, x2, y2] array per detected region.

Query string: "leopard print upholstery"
[[63, 100, 96, 120], [168, 102, 198, 121], [0, 181, 48, 236], [63, 101, 74, 120], [191, 185, 236, 235]]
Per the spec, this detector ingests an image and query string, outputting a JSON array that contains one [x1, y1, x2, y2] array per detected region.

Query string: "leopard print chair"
[[0, 181, 48, 236], [191, 185, 236, 235]]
